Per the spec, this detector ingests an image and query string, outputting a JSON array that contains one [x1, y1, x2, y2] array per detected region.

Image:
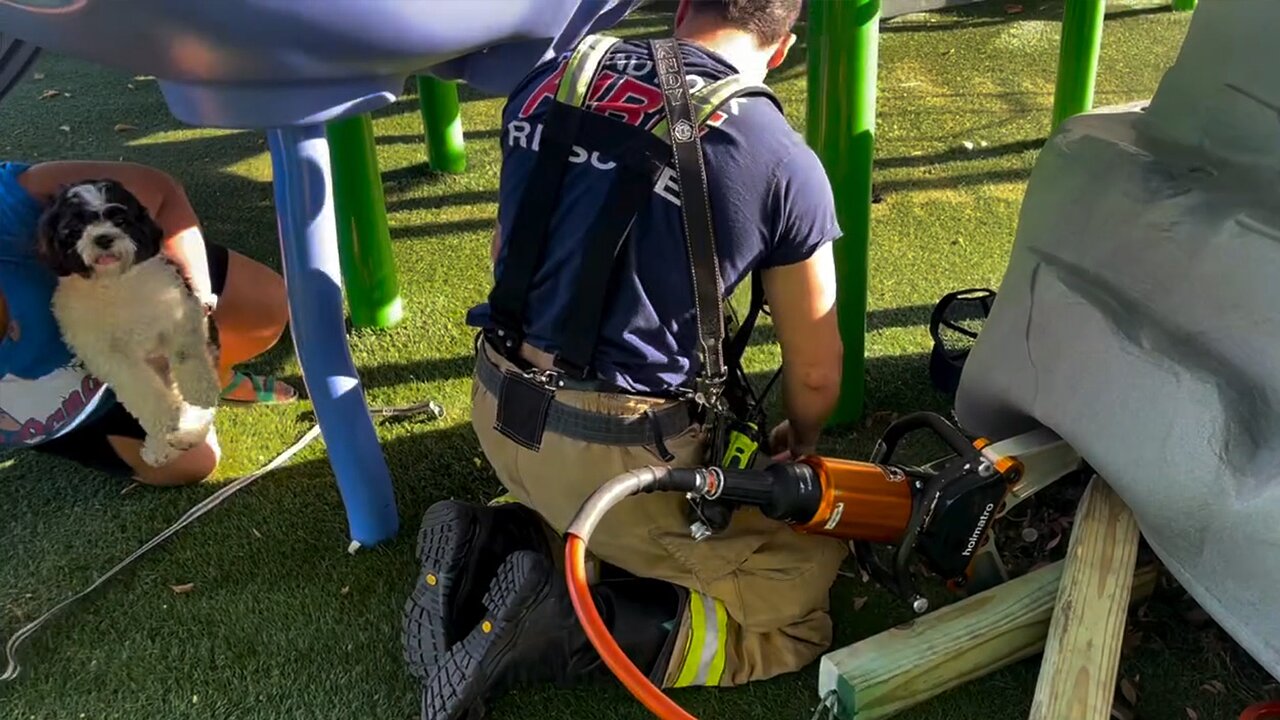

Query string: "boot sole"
[[403, 501, 478, 681], [420, 551, 551, 720]]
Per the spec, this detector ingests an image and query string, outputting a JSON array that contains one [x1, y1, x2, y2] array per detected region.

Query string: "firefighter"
[[403, 2, 847, 716]]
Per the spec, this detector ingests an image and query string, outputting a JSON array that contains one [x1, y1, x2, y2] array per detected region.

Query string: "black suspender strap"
[[485, 34, 621, 355], [651, 38, 728, 401], [486, 32, 785, 395], [553, 112, 671, 378], [725, 269, 766, 372], [485, 98, 585, 348]]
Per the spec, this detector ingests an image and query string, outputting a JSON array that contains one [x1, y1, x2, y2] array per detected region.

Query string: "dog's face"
[[37, 179, 164, 279]]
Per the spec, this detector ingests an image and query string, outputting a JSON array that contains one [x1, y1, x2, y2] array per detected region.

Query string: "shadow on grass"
[[390, 216, 493, 240], [878, 165, 1032, 194], [376, 127, 501, 147], [877, 137, 1046, 169], [386, 189, 497, 214]]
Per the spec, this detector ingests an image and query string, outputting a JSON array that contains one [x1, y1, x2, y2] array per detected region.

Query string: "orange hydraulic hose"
[[564, 534, 697, 720], [1241, 702, 1280, 719]]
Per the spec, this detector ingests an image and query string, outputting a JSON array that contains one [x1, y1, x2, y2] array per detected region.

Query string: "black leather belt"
[[475, 345, 695, 448]]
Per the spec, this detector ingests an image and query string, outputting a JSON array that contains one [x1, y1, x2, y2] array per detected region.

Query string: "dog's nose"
[[91, 234, 114, 249]]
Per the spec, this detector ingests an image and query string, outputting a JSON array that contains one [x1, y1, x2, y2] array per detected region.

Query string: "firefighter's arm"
[[760, 241, 843, 457]]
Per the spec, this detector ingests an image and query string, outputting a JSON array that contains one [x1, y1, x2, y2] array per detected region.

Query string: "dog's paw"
[[168, 405, 214, 449], [140, 437, 180, 468]]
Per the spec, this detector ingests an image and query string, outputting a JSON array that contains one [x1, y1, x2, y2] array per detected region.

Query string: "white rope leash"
[[1, 399, 442, 683]]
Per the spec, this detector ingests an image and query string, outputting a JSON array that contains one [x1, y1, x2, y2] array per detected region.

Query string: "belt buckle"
[[522, 366, 565, 391]]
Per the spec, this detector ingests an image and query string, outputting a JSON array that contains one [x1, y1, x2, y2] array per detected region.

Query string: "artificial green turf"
[[1, 2, 1271, 719]]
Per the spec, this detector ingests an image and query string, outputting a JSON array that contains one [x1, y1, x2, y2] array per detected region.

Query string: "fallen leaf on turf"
[[1200, 681, 1225, 695], [113, 123, 137, 133], [33, 72, 44, 80], [1005, 4, 1024, 13], [1185, 709, 1198, 720], [340, 586, 350, 596], [169, 583, 195, 595], [251, 528, 262, 539], [39, 89, 60, 100], [1045, 533, 1062, 551], [58, 125, 70, 132], [853, 597, 868, 611], [1120, 678, 1138, 706], [119, 482, 142, 495], [1111, 700, 1135, 720]]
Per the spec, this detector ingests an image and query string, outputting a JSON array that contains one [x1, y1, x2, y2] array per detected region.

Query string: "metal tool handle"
[[871, 411, 977, 464]]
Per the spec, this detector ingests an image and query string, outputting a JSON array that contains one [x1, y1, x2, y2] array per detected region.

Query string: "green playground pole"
[[325, 113, 404, 329], [1171, 0, 1196, 11], [417, 75, 467, 174], [1050, 0, 1106, 131], [807, 0, 879, 425]]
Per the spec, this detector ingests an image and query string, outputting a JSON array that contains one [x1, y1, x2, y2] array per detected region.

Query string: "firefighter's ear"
[[767, 32, 798, 71], [674, 0, 692, 30]]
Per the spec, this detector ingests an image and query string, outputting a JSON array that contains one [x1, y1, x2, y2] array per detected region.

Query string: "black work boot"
[[420, 550, 683, 720], [402, 499, 550, 680]]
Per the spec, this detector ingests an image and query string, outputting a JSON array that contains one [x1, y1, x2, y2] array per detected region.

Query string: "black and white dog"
[[37, 179, 221, 467]]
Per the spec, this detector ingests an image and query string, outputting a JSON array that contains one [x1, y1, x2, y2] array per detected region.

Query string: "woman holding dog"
[[0, 160, 296, 486]]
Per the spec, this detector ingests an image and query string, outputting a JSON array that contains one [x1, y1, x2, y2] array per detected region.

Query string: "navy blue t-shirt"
[[467, 39, 841, 394]]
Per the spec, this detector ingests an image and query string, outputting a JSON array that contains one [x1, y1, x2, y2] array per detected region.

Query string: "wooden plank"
[[818, 561, 1156, 719], [1028, 476, 1141, 720]]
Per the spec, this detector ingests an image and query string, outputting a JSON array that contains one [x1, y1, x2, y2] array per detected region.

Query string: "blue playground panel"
[[0, 0, 646, 549]]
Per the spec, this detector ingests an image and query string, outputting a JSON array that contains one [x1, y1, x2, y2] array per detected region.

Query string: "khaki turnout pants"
[[469, 340, 848, 688]]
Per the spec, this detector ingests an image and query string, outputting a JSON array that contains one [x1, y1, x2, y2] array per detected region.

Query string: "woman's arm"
[[18, 161, 214, 304]]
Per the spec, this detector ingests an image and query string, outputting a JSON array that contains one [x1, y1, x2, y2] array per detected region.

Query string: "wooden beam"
[[1028, 476, 1141, 720], [817, 561, 1156, 719]]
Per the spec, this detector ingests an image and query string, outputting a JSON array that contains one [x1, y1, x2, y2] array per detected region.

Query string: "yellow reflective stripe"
[[673, 592, 706, 687], [651, 75, 766, 139], [556, 34, 621, 106], [672, 591, 730, 688], [706, 596, 729, 686]]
